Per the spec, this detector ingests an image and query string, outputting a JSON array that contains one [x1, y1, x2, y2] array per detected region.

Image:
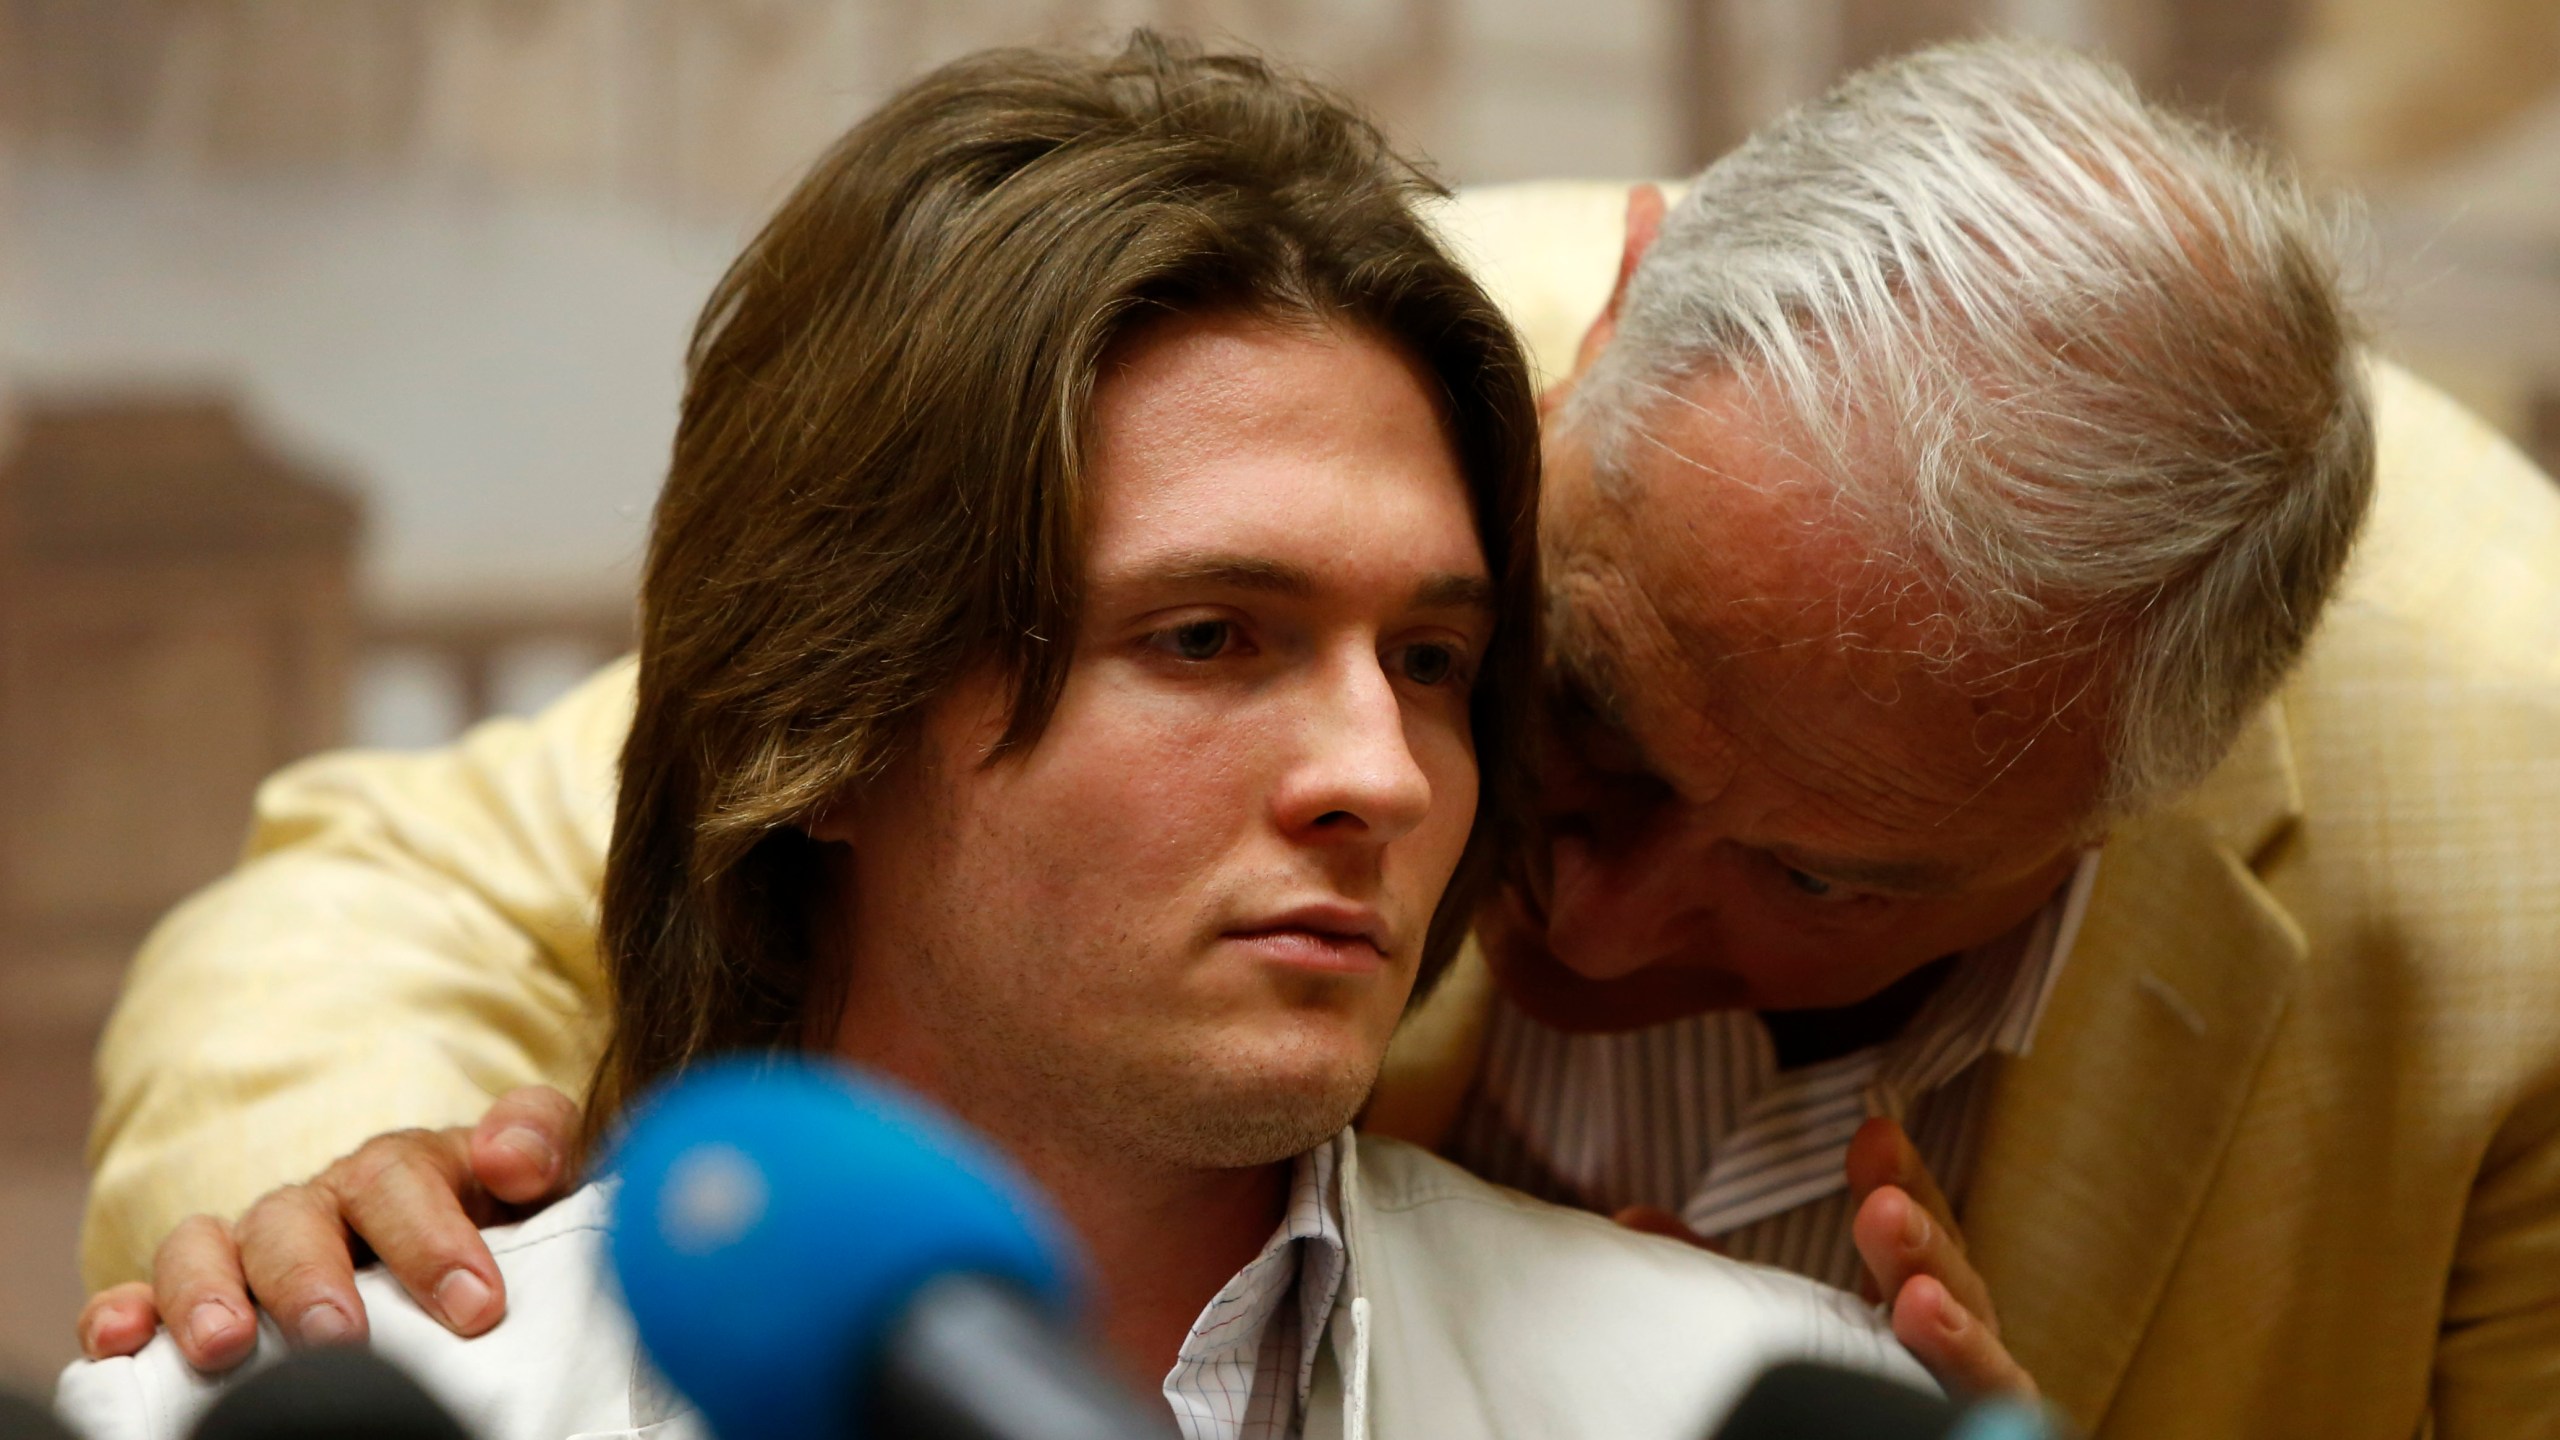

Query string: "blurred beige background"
[[3, 0, 2557, 1397]]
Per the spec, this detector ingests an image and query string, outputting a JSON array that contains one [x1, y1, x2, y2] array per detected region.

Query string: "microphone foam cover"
[[1713, 1362, 1960, 1440], [186, 1348, 471, 1440], [0, 1391, 82, 1440], [607, 1057, 1079, 1439]]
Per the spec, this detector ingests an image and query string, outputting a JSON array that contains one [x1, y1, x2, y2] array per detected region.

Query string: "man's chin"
[[1484, 938, 1752, 1033], [1125, 1052, 1379, 1170]]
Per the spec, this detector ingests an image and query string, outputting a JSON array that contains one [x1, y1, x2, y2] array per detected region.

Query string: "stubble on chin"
[[959, 1019, 1383, 1173], [1111, 1046, 1382, 1170]]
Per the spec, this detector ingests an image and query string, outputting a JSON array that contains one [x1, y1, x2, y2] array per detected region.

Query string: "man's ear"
[[1563, 183, 1670, 387]]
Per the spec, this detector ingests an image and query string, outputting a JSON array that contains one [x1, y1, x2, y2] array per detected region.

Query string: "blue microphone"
[[606, 1057, 1174, 1440], [1711, 1362, 2068, 1440], [186, 1348, 472, 1440]]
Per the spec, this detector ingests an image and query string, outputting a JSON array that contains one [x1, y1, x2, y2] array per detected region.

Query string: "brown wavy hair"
[[586, 32, 1543, 1144]]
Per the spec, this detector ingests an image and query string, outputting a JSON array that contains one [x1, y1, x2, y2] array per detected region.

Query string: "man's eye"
[[1156, 620, 1235, 661], [1398, 642, 1461, 687], [1782, 866, 1837, 899]]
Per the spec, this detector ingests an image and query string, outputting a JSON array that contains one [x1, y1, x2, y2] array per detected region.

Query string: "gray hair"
[[1572, 39, 2373, 815]]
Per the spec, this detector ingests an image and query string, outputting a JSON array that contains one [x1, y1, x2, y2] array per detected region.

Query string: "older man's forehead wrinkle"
[[1571, 394, 2076, 849], [1738, 689, 1979, 830], [1647, 582, 2047, 838]]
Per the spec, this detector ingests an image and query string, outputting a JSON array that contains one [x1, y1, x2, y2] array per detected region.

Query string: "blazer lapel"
[[1964, 703, 2308, 1431]]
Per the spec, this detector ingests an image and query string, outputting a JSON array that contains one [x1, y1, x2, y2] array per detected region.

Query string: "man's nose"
[[1543, 826, 1704, 981], [1272, 654, 1435, 846]]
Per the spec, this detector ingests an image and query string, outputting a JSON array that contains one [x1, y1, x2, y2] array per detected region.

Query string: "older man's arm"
[[79, 658, 633, 1301], [2431, 1079, 2560, 1435]]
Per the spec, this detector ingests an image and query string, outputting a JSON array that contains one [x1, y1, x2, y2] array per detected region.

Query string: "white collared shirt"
[[1160, 1131, 1349, 1440], [1449, 852, 2102, 1290]]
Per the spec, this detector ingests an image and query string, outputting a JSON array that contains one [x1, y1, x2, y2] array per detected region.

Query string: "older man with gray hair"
[[73, 39, 2560, 1440]]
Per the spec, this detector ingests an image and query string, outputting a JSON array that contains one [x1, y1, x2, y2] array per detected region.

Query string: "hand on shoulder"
[[1609, 1117, 2038, 1402], [76, 1087, 583, 1372]]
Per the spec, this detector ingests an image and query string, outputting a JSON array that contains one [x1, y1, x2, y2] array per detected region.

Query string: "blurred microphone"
[[1712, 1362, 2066, 1440], [0, 1391, 81, 1440], [187, 1347, 471, 1440], [607, 1057, 1176, 1440]]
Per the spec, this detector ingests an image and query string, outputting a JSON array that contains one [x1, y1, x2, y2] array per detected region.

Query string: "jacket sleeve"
[[2432, 1073, 2560, 1436], [78, 659, 635, 1290]]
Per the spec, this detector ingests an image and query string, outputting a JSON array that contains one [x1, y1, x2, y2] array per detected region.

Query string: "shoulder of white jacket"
[[342, 1182, 621, 1348], [53, 1348, 146, 1440], [50, 1188, 632, 1440], [1350, 1133, 1787, 1284], [478, 1179, 617, 1259], [1347, 1136, 1932, 1393], [1352, 1132, 1667, 1241], [53, 1317, 277, 1440]]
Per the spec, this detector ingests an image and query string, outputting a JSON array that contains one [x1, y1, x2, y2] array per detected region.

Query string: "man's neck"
[[1014, 1137, 1291, 1392], [831, 1030, 1289, 1390], [1760, 953, 1958, 1070]]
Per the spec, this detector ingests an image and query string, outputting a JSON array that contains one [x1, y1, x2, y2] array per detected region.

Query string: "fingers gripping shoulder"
[[56, 1318, 282, 1440]]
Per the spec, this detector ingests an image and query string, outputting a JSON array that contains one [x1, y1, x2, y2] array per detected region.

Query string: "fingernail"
[[185, 1300, 243, 1352], [436, 1269, 496, 1332], [1902, 1204, 1932, 1250], [493, 1125, 557, 1178], [1938, 1300, 1968, 1338], [296, 1301, 356, 1346]]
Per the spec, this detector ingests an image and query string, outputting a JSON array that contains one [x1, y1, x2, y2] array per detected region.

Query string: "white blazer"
[[57, 1137, 1929, 1440]]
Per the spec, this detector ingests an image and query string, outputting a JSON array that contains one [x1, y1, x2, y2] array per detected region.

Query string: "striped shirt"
[[1448, 852, 2102, 1292], [1161, 1130, 1348, 1440]]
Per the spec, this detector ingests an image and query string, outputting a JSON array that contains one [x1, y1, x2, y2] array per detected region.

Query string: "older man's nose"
[[1544, 830, 1696, 980], [1274, 659, 1435, 846]]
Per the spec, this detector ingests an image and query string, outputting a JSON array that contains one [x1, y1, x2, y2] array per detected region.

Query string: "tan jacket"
[[60, 1141, 1922, 1440], [85, 184, 2560, 1438]]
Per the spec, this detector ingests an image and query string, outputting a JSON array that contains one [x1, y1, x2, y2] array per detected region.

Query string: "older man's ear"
[[1554, 182, 1669, 401]]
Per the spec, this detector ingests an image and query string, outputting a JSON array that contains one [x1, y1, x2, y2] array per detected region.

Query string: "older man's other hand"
[[73, 1086, 583, 1371], [1846, 1116, 2036, 1399], [1609, 1117, 2037, 1401]]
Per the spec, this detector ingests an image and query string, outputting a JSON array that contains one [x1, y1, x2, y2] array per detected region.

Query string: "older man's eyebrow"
[[1778, 848, 1978, 896]]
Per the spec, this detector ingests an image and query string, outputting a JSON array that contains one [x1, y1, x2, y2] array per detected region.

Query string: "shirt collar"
[[1990, 847, 2103, 1057], [1679, 850, 2105, 1234], [1158, 1130, 1350, 1435], [1865, 845, 2105, 1108]]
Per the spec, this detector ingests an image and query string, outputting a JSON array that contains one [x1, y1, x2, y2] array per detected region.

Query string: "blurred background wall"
[[3, 0, 2557, 1392]]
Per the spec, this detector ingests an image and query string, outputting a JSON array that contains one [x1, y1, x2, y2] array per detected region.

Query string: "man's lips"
[[1223, 903, 1389, 974]]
